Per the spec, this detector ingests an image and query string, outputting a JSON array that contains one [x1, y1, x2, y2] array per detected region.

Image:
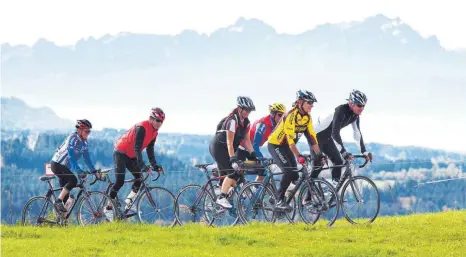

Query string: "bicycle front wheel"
[[77, 191, 116, 226], [21, 196, 58, 226], [341, 176, 380, 224], [137, 186, 176, 226], [297, 178, 340, 227], [174, 184, 212, 226]]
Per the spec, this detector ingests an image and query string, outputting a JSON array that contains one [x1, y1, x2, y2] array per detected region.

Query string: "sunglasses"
[[83, 129, 91, 134], [155, 118, 164, 123], [356, 104, 365, 108], [276, 113, 284, 118]]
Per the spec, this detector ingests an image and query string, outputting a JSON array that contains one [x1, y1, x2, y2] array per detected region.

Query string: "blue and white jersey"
[[51, 132, 96, 173]]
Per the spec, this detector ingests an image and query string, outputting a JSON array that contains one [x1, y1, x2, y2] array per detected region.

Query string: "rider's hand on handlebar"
[[247, 151, 259, 161], [342, 151, 353, 162], [316, 152, 328, 166], [151, 163, 165, 174], [91, 169, 102, 180], [297, 154, 306, 165], [363, 152, 373, 162]]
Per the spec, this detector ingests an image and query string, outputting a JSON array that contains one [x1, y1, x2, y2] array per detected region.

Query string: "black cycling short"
[[312, 134, 345, 181], [209, 139, 241, 181], [51, 161, 78, 203]]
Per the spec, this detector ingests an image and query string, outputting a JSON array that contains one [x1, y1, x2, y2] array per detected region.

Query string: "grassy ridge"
[[2, 211, 465, 257]]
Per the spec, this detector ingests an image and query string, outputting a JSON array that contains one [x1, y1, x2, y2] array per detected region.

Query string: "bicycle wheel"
[[21, 196, 58, 226], [137, 186, 176, 226], [297, 178, 340, 227], [76, 191, 116, 226], [237, 182, 276, 224], [341, 176, 380, 224], [174, 184, 213, 226], [205, 186, 240, 227]]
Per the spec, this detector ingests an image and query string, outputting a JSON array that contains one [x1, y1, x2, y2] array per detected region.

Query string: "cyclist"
[[210, 96, 259, 208], [312, 89, 373, 185], [236, 103, 286, 182], [267, 90, 326, 211], [108, 107, 166, 215], [51, 119, 99, 213]]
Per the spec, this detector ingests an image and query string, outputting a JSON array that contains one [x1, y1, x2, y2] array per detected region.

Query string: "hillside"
[[2, 210, 465, 257]]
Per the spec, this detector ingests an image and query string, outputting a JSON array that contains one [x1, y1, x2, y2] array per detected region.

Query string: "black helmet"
[[296, 90, 317, 103], [75, 119, 92, 129]]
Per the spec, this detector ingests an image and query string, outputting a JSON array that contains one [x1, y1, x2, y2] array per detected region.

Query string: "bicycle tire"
[[174, 184, 213, 226], [21, 196, 58, 226], [341, 175, 380, 224], [136, 186, 177, 227]]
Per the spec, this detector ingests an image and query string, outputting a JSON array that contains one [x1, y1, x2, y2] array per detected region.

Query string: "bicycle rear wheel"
[[76, 191, 116, 226], [341, 176, 380, 224], [137, 186, 176, 226], [237, 182, 276, 224], [21, 196, 58, 226], [297, 178, 340, 227]]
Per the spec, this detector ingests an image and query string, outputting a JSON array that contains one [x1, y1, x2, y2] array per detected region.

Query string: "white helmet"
[[348, 90, 367, 105], [237, 96, 256, 111]]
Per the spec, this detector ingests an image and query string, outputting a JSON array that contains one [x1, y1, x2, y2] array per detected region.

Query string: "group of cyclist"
[[49, 88, 372, 215]]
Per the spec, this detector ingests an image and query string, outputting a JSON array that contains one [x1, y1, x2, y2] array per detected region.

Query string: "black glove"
[[342, 151, 353, 161], [316, 152, 328, 166], [248, 151, 258, 161], [91, 169, 102, 180], [152, 163, 164, 174], [229, 156, 238, 165]]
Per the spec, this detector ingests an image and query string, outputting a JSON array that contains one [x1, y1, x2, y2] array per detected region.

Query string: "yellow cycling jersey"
[[268, 107, 318, 146]]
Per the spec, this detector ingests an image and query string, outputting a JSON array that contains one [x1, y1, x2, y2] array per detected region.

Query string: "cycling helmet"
[[237, 96, 256, 111], [150, 107, 166, 121], [348, 90, 367, 105], [296, 90, 317, 103], [76, 119, 92, 129], [269, 103, 286, 113]]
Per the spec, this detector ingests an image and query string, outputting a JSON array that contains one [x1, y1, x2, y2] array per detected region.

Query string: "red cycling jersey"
[[114, 120, 158, 158]]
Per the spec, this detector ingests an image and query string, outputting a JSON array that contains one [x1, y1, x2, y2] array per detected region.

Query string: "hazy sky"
[[1, 0, 466, 50], [1, 0, 466, 154]]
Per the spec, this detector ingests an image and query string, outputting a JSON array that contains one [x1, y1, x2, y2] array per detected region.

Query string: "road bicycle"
[[236, 155, 341, 227], [101, 165, 176, 226], [21, 169, 116, 226]]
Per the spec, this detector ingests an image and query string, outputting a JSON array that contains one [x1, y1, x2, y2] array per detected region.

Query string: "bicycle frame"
[[103, 167, 161, 219], [38, 172, 105, 224]]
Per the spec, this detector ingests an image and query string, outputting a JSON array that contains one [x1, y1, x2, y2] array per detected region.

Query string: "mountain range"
[[1, 14, 465, 153], [2, 14, 466, 80]]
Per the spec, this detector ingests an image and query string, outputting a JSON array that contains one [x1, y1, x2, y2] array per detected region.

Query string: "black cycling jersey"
[[314, 103, 367, 154]]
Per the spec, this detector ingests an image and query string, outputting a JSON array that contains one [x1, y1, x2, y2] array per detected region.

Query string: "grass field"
[[2, 210, 465, 257]]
